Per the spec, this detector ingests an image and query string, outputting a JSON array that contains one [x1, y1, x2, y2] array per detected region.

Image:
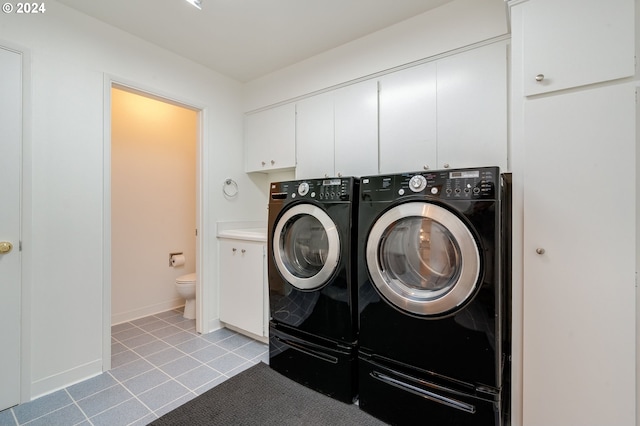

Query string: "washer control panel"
[[270, 177, 357, 203], [361, 167, 499, 202]]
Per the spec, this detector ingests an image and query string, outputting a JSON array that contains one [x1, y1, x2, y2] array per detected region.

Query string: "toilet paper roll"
[[171, 254, 186, 267]]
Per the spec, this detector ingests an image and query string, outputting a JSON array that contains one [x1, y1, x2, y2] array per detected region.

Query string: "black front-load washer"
[[268, 177, 359, 403], [357, 167, 511, 425]]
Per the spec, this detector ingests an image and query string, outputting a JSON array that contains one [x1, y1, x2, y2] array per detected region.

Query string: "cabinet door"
[[516, 0, 634, 96], [379, 62, 437, 174], [334, 80, 379, 177], [245, 103, 296, 173], [295, 92, 335, 179], [437, 42, 508, 171], [219, 240, 265, 336], [522, 84, 636, 426]]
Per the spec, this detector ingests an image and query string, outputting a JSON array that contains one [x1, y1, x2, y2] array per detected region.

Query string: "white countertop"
[[217, 227, 267, 242]]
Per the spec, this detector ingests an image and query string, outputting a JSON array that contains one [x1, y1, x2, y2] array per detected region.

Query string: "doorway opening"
[[104, 81, 204, 370]]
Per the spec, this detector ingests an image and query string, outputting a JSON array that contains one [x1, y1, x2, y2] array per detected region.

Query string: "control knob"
[[409, 175, 427, 192], [298, 182, 309, 196]]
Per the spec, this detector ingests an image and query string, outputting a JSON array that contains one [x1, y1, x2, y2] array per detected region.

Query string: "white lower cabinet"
[[219, 238, 266, 337]]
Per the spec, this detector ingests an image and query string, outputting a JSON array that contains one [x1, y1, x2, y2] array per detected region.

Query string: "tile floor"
[[0, 309, 269, 426]]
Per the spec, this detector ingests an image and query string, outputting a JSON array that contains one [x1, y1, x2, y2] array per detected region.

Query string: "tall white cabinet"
[[522, 84, 636, 426], [510, 0, 637, 425]]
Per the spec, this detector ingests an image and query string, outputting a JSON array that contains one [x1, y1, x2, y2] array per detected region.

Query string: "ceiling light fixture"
[[185, 0, 202, 10]]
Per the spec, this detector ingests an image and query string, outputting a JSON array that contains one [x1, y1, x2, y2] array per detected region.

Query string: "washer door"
[[273, 203, 341, 290], [366, 202, 481, 316]]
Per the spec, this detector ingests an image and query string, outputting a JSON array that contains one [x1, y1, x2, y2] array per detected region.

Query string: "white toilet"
[[175, 272, 196, 319]]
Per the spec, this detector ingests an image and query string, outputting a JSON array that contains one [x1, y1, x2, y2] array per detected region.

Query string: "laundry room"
[[0, 0, 638, 426]]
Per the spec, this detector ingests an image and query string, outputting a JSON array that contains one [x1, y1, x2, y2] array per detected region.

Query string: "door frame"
[[102, 75, 209, 370]]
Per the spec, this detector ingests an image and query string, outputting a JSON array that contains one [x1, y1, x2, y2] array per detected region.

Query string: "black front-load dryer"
[[268, 177, 359, 403], [357, 167, 511, 425]]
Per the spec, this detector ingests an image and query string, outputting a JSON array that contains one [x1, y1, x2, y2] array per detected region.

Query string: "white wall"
[[1, 0, 269, 400], [243, 0, 509, 111], [111, 88, 197, 324]]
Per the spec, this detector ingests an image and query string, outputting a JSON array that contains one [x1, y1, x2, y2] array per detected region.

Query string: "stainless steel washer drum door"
[[273, 203, 341, 290], [366, 202, 481, 316]]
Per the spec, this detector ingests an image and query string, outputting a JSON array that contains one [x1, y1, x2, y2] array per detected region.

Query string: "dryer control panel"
[[361, 167, 500, 202], [270, 177, 357, 203]]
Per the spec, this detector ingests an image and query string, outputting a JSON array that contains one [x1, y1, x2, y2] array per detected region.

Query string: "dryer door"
[[366, 202, 481, 316], [273, 203, 341, 290]]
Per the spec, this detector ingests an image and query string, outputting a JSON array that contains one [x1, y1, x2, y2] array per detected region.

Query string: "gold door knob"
[[0, 242, 13, 254]]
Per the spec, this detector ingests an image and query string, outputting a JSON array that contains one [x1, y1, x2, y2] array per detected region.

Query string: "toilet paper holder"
[[169, 252, 183, 267]]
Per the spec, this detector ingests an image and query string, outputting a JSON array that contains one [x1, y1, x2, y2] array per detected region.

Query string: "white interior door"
[[0, 46, 22, 411]]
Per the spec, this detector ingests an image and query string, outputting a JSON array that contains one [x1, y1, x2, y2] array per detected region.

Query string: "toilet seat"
[[176, 272, 196, 284]]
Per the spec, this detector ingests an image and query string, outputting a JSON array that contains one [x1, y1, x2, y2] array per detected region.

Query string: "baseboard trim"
[[30, 359, 102, 400], [111, 299, 184, 325]]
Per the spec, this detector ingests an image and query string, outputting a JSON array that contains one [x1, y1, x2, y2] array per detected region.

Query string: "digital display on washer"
[[450, 170, 480, 179], [322, 179, 342, 186]]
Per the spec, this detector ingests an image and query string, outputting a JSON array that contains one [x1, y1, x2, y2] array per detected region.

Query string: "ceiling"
[[56, 0, 454, 82]]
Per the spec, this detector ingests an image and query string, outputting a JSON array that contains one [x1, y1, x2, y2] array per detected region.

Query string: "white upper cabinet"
[[515, 0, 635, 96], [245, 103, 296, 173], [334, 80, 379, 178], [436, 42, 508, 170], [378, 41, 508, 174], [295, 92, 335, 179], [262, 43, 508, 178], [296, 80, 378, 179], [379, 62, 438, 174]]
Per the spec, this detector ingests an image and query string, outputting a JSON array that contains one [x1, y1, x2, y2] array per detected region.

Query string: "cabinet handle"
[[241, 249, 246, 254], [535, 74, 545, 82], [337, 172, 342, 177], [261, 161, 266, 166], [443, 163, 450, 169], [271, 160, 275, 165], [232, 248, 237, 252], [423, 165, 429, 170], [536, 248, 545, 255]]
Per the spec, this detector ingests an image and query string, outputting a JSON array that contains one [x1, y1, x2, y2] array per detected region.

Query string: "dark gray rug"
[[150, 362, 387, 425]]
